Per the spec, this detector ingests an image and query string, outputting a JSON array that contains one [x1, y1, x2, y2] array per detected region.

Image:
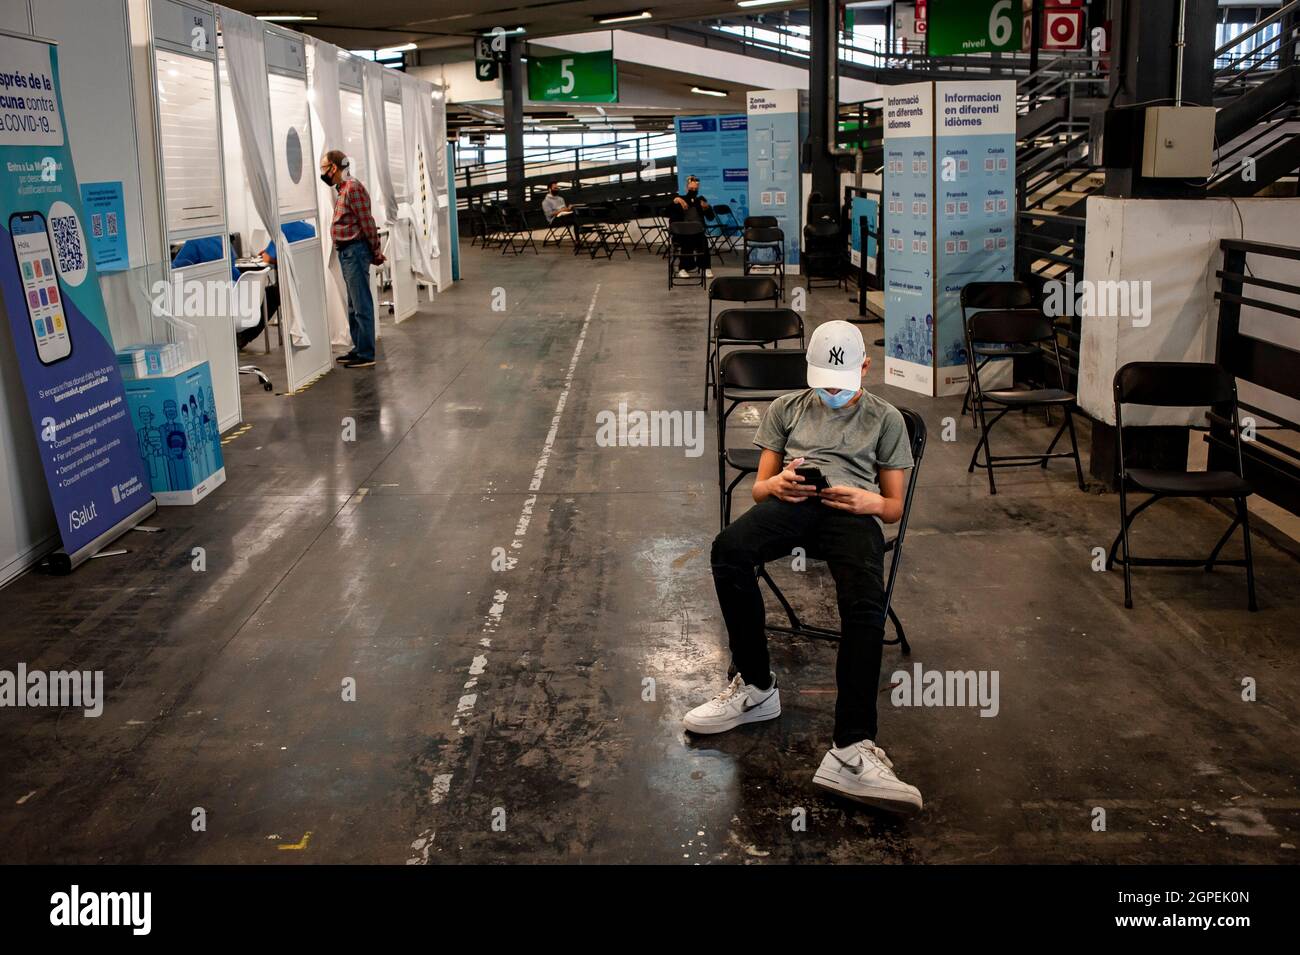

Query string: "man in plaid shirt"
[[321, 149, 384, 368]]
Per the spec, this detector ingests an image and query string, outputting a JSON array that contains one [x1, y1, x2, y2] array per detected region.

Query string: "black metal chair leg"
[[1238, 496, 1258, 611], [758, 566, 802, 631], [1042, 417, 1069, 465], [884, 605, 910, 655], [1065, 410, 1085, 489], [1204, 515, 1243, 571]]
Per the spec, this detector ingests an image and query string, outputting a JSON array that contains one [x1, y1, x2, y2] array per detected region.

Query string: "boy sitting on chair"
[[683, 320, 922, 814]]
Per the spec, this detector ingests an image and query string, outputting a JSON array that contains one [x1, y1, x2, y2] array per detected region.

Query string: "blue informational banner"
[[934, 80, 1017, 392], [883, 83, 935, 394], [883, 80, 1017, 396], [746, 90, 801, 267], [0, 33, 155, 569], [674, 114, 749, 224], [850, 195, 878, 275], [78, 181, 128, 273]]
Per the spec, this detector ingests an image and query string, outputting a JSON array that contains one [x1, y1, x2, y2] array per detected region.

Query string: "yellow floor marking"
[[277, 831, 312, 851]]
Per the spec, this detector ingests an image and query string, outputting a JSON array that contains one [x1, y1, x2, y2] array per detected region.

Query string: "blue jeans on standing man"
[[339, 239, 376, 361]]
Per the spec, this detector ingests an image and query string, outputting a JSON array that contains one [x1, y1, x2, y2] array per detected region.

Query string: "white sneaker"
[[682, 673, 780, 734], [705, 268, 715, 278], [813, 740, 923, 814], [677, 269, 691, 279]]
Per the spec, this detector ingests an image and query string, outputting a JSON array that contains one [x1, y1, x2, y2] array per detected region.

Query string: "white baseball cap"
[[806, 320, 865, 391]]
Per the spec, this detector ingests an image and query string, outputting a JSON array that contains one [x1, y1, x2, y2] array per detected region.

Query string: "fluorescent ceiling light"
[[597, 11, 651, 24], [257, 12, 318, 21], [692, 86, 727, 97], [737, 0, 790, 7]]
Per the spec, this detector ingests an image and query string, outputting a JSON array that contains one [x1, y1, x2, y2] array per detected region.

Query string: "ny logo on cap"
[[828, 346, 845, 365]]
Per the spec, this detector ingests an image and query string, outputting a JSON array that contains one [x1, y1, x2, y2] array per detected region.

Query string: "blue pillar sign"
[[0, 33, 155, 570], [747, 90, 801, 268], [934, 80, 1016, 395], [884, 79, 1016, 396], [883, 82, 936, 394]]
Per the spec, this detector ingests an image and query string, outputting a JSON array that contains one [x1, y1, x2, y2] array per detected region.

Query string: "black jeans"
[[711, 498, 887, 748], [237, 285, 278, 350]]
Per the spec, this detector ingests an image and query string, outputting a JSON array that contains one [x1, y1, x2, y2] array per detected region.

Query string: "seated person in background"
[[682, 320, 921, 815], [245, 220, 317, 349], [668, 174, 714, 279], [542, 182, 574, 232], [171, 234, 237, 282]]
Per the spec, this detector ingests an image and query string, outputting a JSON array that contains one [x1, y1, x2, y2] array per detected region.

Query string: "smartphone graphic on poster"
[[9, 211, 72, 365]]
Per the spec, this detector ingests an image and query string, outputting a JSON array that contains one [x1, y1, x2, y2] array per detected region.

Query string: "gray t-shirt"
[[542, 193, 567, 222], [754, 389, 913, 494]]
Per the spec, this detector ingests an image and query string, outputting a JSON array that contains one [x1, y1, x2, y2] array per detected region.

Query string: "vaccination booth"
[[0, 0, 455, 583]]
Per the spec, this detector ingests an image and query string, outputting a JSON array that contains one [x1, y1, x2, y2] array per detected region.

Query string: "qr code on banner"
[[91, 213, 103, 238], [50, 214, 84, 274], [107, 212, 118, 237]]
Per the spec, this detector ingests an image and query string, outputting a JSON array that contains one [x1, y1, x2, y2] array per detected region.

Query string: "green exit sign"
[[926, 0, 1023, 56], [527, 50, 618, 103]]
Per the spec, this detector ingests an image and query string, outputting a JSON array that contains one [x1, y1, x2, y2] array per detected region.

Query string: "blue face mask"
[[815, 387, 857, 409]]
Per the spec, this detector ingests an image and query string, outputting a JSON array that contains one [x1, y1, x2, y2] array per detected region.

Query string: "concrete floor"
[[1, 242, 1297, 864]]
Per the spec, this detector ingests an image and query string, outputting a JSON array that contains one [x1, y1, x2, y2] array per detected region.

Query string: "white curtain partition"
[[362, 60, 396, 232], [432, 86, 452, 291], [400, 73, 438, 284], [307, 38, 350, 346], [218, 7, 309, 347]]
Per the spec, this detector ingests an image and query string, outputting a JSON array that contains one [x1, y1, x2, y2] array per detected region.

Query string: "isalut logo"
[[49, 885, 151, 935], [67, 499, 97, 532]]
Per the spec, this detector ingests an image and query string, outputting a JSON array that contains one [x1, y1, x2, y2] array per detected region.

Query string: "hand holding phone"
[[794, 465, 830, 492]]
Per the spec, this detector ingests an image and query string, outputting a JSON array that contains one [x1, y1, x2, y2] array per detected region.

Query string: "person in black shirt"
[[669, 175, 714, 278]]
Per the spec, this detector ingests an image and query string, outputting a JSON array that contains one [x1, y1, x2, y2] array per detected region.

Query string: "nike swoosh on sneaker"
[[741, 689, 776, 712], [830, 752, 864, 773]]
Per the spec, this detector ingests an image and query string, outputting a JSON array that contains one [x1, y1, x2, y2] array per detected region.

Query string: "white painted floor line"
[[406, 283, 601, 864]]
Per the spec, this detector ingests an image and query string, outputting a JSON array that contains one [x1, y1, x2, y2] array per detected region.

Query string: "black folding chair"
[[668, 221, 706, 290], [707, 203, 742, 260], [742, 225, 785, 296], [631, 202, 665, 253], [479, 204, 506, 249], [758, 406, 928, 655], [1106, 361, 1257, 611], [574, 207, 621, 259], [712, 308, 805, 432], [716, 349, 808, 528], [466, 206, 490, 247], [498, 205, 538, 255], [965, 308, 1084, 495], [541, 210, 572, 248], [704, 275, 781, 409], [959, 281, 1035, 421], [802, 218, 845, 292], [594, 204, 632, 259]]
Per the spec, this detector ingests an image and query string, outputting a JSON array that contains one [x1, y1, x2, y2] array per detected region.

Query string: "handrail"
[[1214, 0, 1299, 59]]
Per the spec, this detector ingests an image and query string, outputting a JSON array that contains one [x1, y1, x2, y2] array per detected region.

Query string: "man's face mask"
[[815, 387, 857, 409], [320, 164, 336, 186]]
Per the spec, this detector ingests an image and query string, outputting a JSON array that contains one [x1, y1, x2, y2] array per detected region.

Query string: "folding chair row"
[[703, 275, 782, 409]]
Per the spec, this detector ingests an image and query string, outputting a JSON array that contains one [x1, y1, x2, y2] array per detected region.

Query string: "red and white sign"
[[1043, 6, 1084, 50]]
